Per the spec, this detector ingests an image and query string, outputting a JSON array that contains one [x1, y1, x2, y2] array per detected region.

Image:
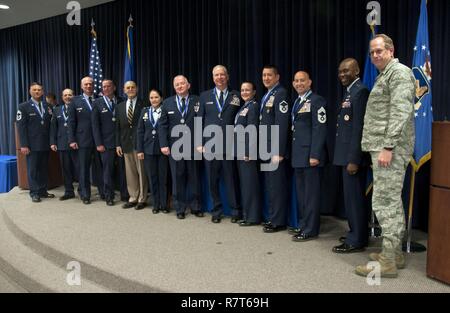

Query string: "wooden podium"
[[427, 122, 450, 285], [14, 122, 63, 190]]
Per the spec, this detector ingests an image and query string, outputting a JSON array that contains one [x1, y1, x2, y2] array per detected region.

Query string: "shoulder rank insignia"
[[318, 107, 327, 124], [279, 101, 289, 114]]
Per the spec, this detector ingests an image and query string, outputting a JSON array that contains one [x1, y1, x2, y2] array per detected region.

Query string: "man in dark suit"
[[116, 81, 148, 210], [332, 58, 370, 253], [16, 82, 55, 202], [197, 65, 242, 224], [159, 75, 203, 219], [259, 65, 291, 233], [291, 71, 327, 241], [92, 79, 120, 206], [50, 88, 79, 201], [68, 76, 104, 204]]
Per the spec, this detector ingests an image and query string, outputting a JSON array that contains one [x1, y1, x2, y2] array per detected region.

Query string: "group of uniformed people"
[[16, 59, 370, 254], [16, 34, 416, 278]]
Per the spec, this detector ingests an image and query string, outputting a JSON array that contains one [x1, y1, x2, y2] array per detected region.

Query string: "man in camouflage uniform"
[[355, 34, 415, 278]]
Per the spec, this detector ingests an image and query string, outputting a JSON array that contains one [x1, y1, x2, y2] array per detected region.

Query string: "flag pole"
[[403, 165, 427, 253], [406, 167, 416, 253]]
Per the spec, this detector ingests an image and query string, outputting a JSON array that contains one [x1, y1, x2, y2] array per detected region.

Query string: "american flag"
[[89, 19, 103, 96]]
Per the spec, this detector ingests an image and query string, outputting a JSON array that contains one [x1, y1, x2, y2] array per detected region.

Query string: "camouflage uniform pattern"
[[362, 59, 415, 261]]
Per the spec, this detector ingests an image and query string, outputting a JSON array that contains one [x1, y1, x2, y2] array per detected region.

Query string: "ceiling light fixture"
[[0, 4, 10, 9]]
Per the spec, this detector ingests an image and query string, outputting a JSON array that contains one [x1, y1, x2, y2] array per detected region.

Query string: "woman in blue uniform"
[[234, 82, 262, 226], [137, 89, 169, 214]]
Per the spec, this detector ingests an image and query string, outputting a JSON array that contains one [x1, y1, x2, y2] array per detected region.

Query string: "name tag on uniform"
[[206, 102, 214, 105], [29, 113, 37, 116], [168, 111, 175, 115], [101, 108, 108, 113], [76, 108, 83, 112], [299, 102, 311, 113]]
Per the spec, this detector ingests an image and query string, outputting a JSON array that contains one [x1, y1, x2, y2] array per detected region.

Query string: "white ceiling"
[[0, 0, 115, 30]]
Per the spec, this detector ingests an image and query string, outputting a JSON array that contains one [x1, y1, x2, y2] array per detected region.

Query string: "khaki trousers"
[[124, 151, 148, 203]]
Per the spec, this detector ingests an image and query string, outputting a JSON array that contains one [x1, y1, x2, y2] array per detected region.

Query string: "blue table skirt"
[[0, 155, 18, 193]]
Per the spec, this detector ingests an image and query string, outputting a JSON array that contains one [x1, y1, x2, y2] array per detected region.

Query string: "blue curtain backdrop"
[[1, 0, 449, 229]]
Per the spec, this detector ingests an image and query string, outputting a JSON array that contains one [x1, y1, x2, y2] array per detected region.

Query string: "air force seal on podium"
[[318, 107, 327, 124], [279, 101, 288, 114]]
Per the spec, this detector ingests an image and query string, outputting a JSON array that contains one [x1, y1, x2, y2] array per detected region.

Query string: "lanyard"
[[291, 90, 312, 123], [176, 95, 190, 117], [260, 84, 279, 114], [83, 94, 93, 111], [214, 89, 228, 113], [31, 99, 44, 120], [149, 107, 160, 128], [235, 100, 252, 125], [103, 96, 116, 118], [62, 105, 69, 122]]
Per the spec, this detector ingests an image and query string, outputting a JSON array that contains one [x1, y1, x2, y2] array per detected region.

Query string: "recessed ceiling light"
[[0, 4, 10, 10]]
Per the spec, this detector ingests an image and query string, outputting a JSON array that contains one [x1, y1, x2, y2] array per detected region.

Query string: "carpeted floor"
[[0, 187, 448, 293]]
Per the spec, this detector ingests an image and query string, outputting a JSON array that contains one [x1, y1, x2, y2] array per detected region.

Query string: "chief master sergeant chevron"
[[355, 34, 415, 278]]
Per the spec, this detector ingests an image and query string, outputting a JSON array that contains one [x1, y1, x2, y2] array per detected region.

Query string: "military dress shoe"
[[292, 232, 318, 242], [211, 216, 222, 223], [339, 236, 347, 243], [177, 213, 186, 219], [288, 227, 302, 235], [192, 211, 204, 217], [262, 221, 272, 228], [122, 202, 137, 209], [135, 203, 146, 210], [41, 192, 55, 198], [152, 208, 160, 214], [83, 198, 91, 205], [106, 200, 115, 206], [161, 208, 170, 214], [332, 243, 365, 254], [231, 216, 241, 223], [32, 195, 41, 203], [263, 225, 287, 233], [59, 194, 75, 201], [239, 221, 259, 227]]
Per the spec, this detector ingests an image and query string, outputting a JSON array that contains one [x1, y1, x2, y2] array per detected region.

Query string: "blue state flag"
[[411, 0, 433, 172], [123, 15, 135, 84], [363, 24, 378, 91], [89, 19, 103, 96]]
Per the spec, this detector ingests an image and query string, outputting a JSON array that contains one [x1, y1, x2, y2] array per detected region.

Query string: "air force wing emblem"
[[318, 107, 326, 124], [279, 101, 289, 114]]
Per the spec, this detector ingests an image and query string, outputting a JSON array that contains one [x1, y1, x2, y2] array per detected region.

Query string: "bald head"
[[81, 76, 94, 96], [292, 71, 312, 96], [338, 58, 360, 87], [123, 81, 138, 99]]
